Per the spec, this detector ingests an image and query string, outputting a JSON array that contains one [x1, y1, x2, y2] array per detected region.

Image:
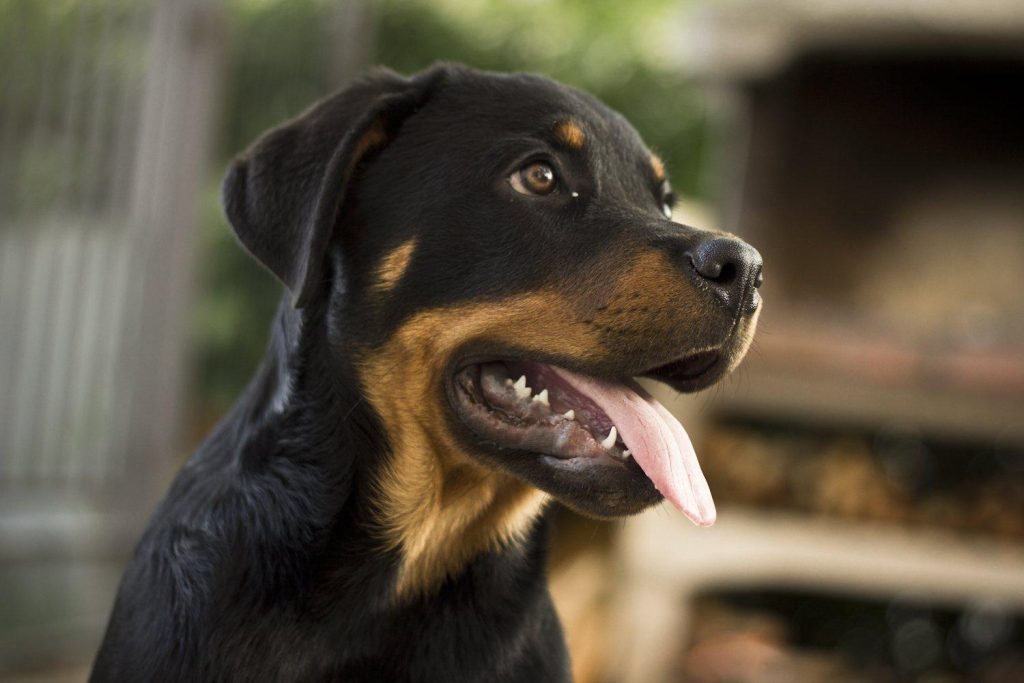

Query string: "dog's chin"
[[445, 348, 730, 519]]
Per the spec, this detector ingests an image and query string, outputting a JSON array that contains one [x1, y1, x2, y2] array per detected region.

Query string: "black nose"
[[687, 235, 763, 311]]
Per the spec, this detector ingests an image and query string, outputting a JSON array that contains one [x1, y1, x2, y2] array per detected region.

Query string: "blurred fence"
[[0, 0, 223, 670]]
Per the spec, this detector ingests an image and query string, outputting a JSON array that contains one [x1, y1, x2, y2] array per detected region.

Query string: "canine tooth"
[[532, 389, 549, 406], [622, 449, 631, 456], [562, 409, 575, 421], [601, 426, 617, 449], [513, 375, 531, 400]]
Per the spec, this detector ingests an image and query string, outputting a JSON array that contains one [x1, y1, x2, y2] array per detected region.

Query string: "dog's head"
[[223, 64, 761, 595]]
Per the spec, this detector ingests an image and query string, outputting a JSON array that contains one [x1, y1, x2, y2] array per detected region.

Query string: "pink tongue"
[[550, 368, 716, 527]]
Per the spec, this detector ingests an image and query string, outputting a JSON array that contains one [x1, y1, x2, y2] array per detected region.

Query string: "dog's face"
[[223, 65, 761, 595]]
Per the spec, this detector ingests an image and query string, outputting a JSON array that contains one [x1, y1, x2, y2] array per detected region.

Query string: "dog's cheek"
[[355, 292, 602, 599]]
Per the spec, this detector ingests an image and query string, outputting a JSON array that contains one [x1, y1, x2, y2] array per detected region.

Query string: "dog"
[[90, 63, 761, 682]]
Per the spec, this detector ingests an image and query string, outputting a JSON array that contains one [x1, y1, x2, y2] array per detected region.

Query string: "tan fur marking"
[[374, 239, 418, 293], [650, 153, 666, 182], [360, 291, 606, 600], [554, 120, 586, 149]]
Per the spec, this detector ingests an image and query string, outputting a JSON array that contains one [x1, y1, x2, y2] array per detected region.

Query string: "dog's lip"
[[640, 349, 723, 392], [451, 347, 723, 386], [448, 346, 725, 406]]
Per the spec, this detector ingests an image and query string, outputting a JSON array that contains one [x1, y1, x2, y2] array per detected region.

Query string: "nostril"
[[688, 253, 722, 281], [715, 262, 737, 286]]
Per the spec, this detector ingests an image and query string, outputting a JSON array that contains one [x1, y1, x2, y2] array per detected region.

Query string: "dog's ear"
[[222, 67, 447, 308]]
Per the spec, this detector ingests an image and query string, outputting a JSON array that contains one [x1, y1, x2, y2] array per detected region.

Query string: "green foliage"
[[0, 0, 151, 221], [219, 0, 340, 158]]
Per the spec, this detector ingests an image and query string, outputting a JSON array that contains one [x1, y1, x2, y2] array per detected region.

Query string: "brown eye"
[[510, 162, 558, 195]]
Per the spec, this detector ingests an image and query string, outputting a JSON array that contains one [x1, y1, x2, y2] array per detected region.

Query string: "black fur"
[[91, 63, 761, 682]]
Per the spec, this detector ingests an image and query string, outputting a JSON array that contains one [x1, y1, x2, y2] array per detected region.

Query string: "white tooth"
[[601, 426, 617, 449], [513, 375, 531, 400], [623, 449, 631, 457], [532, 389, 549, 406], [562, 409, 575, 421], [505, 378, 513, 387]]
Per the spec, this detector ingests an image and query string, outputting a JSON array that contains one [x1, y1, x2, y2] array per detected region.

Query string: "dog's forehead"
[[425, 71, 650, 161]]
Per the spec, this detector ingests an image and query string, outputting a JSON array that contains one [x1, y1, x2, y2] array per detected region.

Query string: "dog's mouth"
[[450, 353, 720, 526]]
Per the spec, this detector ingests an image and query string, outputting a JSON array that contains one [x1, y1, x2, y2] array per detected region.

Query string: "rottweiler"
[[91, 63, 762, 682]]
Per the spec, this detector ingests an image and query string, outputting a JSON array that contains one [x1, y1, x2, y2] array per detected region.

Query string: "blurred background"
[[1, 0, 1023, 681]]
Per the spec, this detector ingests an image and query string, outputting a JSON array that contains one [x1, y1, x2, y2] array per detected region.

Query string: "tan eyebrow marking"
[[553, 119, 586, 149], [374, 238, 418, 293], [650, 153, 666, 182]]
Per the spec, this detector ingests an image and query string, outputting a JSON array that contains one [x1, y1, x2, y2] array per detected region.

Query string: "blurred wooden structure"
[[612, 1, 1024, 680], [0, 0, 223, 672]]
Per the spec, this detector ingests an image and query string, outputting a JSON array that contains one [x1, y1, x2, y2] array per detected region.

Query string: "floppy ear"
[[222, 67, 447, 308]]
